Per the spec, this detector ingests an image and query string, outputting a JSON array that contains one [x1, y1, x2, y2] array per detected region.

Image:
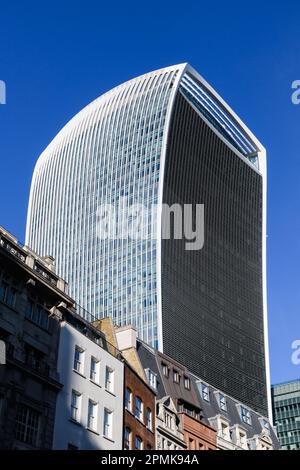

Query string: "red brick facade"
[[179, 413, 217, 450], [123, 362, 155, 450]]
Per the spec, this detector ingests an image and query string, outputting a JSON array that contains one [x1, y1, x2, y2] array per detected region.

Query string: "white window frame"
[[173, 369, 180, 384], [184, 376, 191, 390], [105, 366, 114, 393], [71, 390, 81, 422], [201, 383, 210, 402], [74, 346, 84, 374], [90, 357, 100, 384], [241, 406, 252, 425], [87, 399, 98, 431], [146, 407, 152, 431], [125, 387, 132, 412], [145, 368, 157, 390], [103, 408, 113, 439], [135, 396, 143, 422], [219, 393, 227, 411]]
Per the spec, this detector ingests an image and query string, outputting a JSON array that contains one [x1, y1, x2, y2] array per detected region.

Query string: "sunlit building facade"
[[26, 64, 271, 417]]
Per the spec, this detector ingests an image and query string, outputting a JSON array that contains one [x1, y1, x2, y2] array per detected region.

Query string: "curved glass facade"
[[26, 64, 270, 416]]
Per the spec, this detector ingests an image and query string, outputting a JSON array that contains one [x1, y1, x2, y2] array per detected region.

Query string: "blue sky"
[[0, 1, 299, 385]]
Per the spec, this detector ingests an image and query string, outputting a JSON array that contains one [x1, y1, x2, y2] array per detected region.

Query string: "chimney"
[[115, 325, 137, 351]]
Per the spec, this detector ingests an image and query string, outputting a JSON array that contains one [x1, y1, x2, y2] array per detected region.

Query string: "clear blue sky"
[[0, 1, 299, 385]]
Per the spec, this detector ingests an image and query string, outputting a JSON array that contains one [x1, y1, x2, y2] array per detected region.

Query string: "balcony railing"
[[0, 237, 26, 263]]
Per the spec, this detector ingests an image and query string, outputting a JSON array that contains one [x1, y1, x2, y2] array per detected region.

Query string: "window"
[[221, 421, 230, 439], [201, 384, 210, 402], [74, 347, 84, 374], [24, 344, 48, 376], [87, 400, 97, 431], [219, 393, 227, 411], [124, 427, 131, 450], [0, 281, 16, 308], [165, 412, 173, 430], [26, 300, 49, 330], [105, 366, 114, 393], [103, 408, 113, 439], [135, 435, 143, 450], [173, 369, 180, 384], [71, 390, 81, 422], [145, 369, 157, 390], [125, 388, 132, 412], [135, 397, 143, 421], [146, 408, 152, 431], [162, 363, 169, 377], [15, 404, 40, 446], [184, 376, 191, 390], [90, 357, 99, 383], [239, 430, 247, 447], [261, 419, 269, 431], [0, 280, 8, 303], [241, 406, 252, 425], [6, 286, 17, 307]]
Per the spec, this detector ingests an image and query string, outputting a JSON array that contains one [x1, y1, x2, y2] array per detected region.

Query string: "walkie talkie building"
[[26, 64, 271, 417]]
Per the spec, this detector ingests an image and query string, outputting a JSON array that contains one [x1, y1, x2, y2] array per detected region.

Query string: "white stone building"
[[53, 320, 124, 450], [156, 396, 186, 450]]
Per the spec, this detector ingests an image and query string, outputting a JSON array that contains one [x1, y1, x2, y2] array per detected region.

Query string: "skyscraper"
[[272, 380, 300, 450], [26, 64, 270, 417]]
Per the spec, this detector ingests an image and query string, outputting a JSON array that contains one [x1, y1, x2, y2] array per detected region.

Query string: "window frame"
[[124, 426, 131, 450], [87, 399, 98, 431], [105, 366, 114, 393], [73, 346, 84, 375], [201, 383, 210, 402], [135, 396, 143, 422], [134, 435, 143, 450], [90, 357, 100, 384], [173, 369, 180, 384], [103, 408, 113, 439], [125, 387, 132, 412], [146, 407, 152, 431], [241, 406, 252, 426], [71, 390, 81, 422]]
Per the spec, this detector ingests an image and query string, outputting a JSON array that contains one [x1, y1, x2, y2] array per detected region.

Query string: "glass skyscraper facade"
[[26, 64, 271, 416], [272, 380, 300, 450]]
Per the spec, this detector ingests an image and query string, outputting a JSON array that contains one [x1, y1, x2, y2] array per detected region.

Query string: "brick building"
[[113, 325, 156, 450], [136, 339, 217, 450], [123, 361, 155, 450], [179, 412, 216, 450]]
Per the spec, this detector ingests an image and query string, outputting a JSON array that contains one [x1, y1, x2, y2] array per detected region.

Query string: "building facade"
[[26, 63, 270, 417], [113, 324, 156, 450], [137, 339, 217, 450], [53, 315, 124, 450], [0, 226, 72, 449], [155, 396, 186, 450], [272, 379, 300, 450], [122, 361, 155, 450], [195, 378, 278, 450]]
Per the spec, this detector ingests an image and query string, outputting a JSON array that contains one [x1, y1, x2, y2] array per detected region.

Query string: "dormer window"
[[241, 406, 252, 425], [145, 368, 157, 390], [162, 363, 169, 378], [261, 418, 269, 431], [219, 393, 227, 412], [184, 376, 191, 390], [173, 369, 180, 384], [201, 383, 210, 402]]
